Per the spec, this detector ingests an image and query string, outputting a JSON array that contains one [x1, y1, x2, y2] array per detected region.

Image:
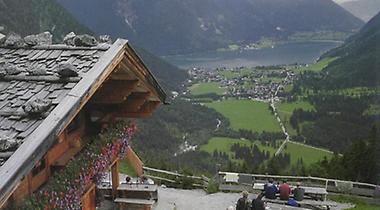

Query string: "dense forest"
[[321, 12, 380, 88], [131, 99, 230, 174]]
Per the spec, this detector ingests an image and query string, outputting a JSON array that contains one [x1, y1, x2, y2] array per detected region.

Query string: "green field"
[[297, 57, 338, 72], [206, 100, 281, 132], [119, 160, 138, 177], [329, 195, 380, 210], [190, 82, 225, 96], [200, 137, 277, 163], [302, 86, 379, 98], [365, 104, 380, 115], [277, 100, 314, 135], [326, 87, 378, 97], [218, 69, 252, 79], [284, 142, 333, 166]]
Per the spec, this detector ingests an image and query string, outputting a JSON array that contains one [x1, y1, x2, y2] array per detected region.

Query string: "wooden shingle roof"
[[0, 45, 108, 165], [0, 37, 166, 204]]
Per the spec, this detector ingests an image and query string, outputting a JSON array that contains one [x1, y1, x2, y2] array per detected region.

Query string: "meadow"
[[189, 82, 225, 96], [276, 100, 314, 135], [206, 100, 281, 132], [218, 68, 252, 79], [283, 141, 333, 166], [200, 137, 277, 163], [329, 195, 380, 210], [295, 57, 338, 73]]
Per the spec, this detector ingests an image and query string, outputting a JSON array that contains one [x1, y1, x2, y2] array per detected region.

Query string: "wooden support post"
[[111, 158, 120, 199], [125, 146, 144, 176], [81, 184, 96, 210]]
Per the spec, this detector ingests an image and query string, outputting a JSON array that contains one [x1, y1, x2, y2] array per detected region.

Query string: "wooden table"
[[117, 184, 158, 201], [114, 198, 155, 210]]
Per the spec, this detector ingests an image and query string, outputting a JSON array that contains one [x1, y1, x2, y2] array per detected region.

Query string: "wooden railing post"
[[111, 158, 120, 199]]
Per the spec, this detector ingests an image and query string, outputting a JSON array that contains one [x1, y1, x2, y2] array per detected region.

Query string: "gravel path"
[[154, 187, 241, 210], [153, 187, 354, 210]]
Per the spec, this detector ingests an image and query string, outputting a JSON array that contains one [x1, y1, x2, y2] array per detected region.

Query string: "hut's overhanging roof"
[[0, 34, 166, 204]]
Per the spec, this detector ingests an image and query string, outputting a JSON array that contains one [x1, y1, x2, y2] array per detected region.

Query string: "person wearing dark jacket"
[[236, 191, 250, 210], [252, 193, 265, 210], [293, 182, 305, 201], [264, 178, 278, 199]]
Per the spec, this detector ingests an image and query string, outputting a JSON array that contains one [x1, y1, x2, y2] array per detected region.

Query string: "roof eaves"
[[126, 43, 167, 103]]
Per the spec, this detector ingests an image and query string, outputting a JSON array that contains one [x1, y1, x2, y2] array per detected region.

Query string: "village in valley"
[[186, 66, 296, 102]]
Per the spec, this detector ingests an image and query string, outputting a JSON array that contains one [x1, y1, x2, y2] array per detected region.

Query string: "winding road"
[[271, 71, 334, 156]]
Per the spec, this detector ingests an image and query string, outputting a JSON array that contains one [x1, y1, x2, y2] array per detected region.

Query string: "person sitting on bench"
[[293, 182, 305, 201], [264, 178, 278, 199], [252, 192, 266, 210], [279, 180, 291, 200]]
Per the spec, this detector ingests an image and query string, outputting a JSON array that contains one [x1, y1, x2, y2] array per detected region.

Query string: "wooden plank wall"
[[8, 114, 87, 206]]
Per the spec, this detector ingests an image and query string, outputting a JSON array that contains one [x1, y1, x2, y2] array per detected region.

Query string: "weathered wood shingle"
[[0, 45, 108, 165]]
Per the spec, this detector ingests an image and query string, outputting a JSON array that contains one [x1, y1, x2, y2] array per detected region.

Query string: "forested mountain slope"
[[56, 0, 363, 55], [0, 0, 91, 41], [321, 12, 380, 87]]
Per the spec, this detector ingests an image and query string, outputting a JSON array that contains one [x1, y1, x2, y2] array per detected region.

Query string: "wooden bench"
[[114, 198, 155, 210], [253, 183, 328, 201], [262, 197, 338, 209]]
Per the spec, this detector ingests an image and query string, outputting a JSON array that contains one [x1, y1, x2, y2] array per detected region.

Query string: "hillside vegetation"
[[0, 0, 91, 41], [321, 12, 380, 87]]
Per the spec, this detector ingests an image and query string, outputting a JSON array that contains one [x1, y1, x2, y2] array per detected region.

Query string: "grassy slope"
[[329, 195, 380, 210], [200, 137, 276, 163], [119, 160, 138, 177], [284, 142, 333, 166], [277, 101, 314, 135], [297, 57, 338, 72], [190, 82, 225, 96], [206, 100, 281, 132]]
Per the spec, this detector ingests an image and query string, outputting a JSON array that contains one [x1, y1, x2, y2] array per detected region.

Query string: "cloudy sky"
[[334, 0, 356, 3]]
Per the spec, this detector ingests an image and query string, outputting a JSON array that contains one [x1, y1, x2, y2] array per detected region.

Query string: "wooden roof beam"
[[122, 92, 150, 113], [91, 80, 139, 104], [119, 101, 161, 118]]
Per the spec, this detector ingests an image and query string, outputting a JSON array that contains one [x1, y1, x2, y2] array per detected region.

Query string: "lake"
[[162, 41, 341, 69]]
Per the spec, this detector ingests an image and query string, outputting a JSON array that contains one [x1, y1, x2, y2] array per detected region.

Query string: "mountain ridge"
[[56, 0, 364, 55], [0, 0, 186, 91]]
